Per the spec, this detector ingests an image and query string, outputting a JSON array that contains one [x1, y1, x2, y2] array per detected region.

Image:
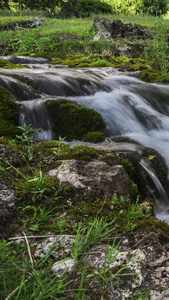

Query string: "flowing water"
[[1, 56, 169, 221]]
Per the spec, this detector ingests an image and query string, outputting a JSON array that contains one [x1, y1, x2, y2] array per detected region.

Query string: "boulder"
[[48, 159, 131, 198], [93, 17, 152, 40]]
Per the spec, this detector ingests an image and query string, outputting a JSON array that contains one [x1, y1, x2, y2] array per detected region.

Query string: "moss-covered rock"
[[45, 99, 105, 140], [139, 69, 169, 83], [83, 131, 105, 143], [0, 59, 26, 69], [0, 86, 20, 137], [50, 55, 169, 83]]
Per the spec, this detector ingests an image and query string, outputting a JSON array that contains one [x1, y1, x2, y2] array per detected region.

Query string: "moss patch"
[[0, 86, 20, 137], [50, 55, 169, 83], [0, 59, 26, 69], [45, 99, 105, 141], [83, 131, 105, 143]]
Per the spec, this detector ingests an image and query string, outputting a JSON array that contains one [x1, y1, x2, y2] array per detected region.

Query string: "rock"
[[51, 258, 75, 276], [0, 183, 15, 208], [85, 244, 146, 290], [93, 17, 152, 40], [34, 235, 75, 259], [0, 183, 16, 225], [0, 144, 22, 167], [133, 232, 168, 266], [49, 159, 131, 198], [0, 18, 45, 31]]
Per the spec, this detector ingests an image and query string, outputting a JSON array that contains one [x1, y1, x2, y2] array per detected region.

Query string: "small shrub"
[[142, 0, 168, 16], [101, 0, 143, 14], [59, 0, 112, 18]]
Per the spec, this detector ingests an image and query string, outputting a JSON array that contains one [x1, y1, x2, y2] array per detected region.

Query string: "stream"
[[1, 56, 169, 221]]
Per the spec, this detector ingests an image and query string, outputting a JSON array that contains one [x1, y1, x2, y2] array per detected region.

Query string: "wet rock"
[[49, 159, 131, 198]]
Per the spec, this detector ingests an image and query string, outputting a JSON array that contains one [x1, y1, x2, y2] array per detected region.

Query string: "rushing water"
[[1, 56, 169, 221]]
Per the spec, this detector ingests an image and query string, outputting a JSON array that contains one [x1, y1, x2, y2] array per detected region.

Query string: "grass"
[[0, 128, 168, 299], [0, 13, 169, 57], [0, 219, 138, 300]]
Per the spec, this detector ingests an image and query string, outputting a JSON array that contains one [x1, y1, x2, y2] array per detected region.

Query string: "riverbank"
[[0, 13, 168, 58]]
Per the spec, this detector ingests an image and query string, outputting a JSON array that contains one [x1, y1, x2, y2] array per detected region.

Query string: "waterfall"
[[73, 76, 169, 168], [139, 159, 169, 222], [1, 57, 169, 220], [20, 99, 53, 141]]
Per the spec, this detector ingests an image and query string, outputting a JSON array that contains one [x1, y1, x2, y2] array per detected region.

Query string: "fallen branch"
[[8, 234, 75, 240]]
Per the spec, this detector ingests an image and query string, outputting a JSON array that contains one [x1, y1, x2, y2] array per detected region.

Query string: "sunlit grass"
[[1, 12, 169, 57]]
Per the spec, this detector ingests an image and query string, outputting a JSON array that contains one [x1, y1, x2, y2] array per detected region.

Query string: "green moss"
[[0, 86, 20, 137], [137, 217, 169, 236], [45, 99, 105, 141], [139, 69, 169, 83], [0, 59, 26, 69], [0, 136, 10, 145], [129, 179, 138, 199], [112, 56, 131, 65], [50, 55, 167, 82], [115, 156, 134, 177], [83, 131, 105, 143], [50, 55, 114, 68]]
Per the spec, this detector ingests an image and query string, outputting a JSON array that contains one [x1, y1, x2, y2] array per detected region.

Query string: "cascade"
[[1, 56, 169, 220], [140, 159, 169, 222]]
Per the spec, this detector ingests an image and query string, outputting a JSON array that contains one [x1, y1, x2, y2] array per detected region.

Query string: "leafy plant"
[[111, 193, 147, 233], [23, 205, 56, 232], [9, 124, 40, 161], [16, 169, 55, 203]]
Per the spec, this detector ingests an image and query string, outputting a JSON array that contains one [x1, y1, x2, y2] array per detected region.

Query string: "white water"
[[1, 58, 169, 221], [73, 75, 169, 169]]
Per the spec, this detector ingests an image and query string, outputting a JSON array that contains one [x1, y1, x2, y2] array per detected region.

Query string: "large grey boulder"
[[48, 159, 131, 198]]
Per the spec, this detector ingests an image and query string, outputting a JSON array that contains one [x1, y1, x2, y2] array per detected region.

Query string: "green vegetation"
[[0, 86, 20, 137], [0, 59, 26, 68], [51, 55, 169, 83], [45, 99, 105, 140], [0, 125, 168, 298], [0, 218, 138, 300], [0, 0, 168, 16], [9, 124, 40, 161]]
